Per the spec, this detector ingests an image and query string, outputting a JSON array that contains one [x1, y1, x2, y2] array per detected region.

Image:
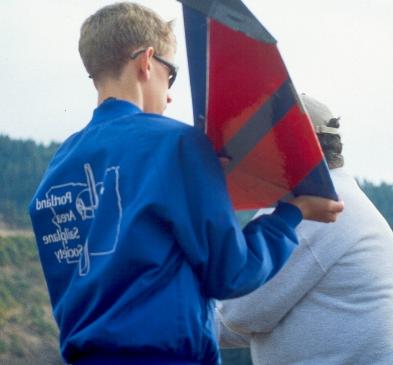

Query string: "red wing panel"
[[227, 106, 323, 209], [206, 19, 288, 151]]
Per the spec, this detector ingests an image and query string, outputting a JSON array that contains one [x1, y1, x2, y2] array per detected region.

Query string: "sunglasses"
[[130, 49, 178, 89]]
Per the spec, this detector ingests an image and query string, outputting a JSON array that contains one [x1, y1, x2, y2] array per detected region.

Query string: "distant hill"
[[0, 135, 59, 228]]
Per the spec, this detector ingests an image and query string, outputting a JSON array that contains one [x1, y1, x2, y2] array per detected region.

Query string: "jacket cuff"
[[272, 201, 303, 229]]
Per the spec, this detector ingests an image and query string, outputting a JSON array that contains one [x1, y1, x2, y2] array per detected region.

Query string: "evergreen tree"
[[360, 179, 393, 229], [0, 135, 59, 228]]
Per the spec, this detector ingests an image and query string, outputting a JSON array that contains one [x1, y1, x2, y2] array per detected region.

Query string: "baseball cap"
[[300, 93, 340, 135]]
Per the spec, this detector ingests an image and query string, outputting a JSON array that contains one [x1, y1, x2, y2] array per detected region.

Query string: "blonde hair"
[[79, 2, 175, 80]]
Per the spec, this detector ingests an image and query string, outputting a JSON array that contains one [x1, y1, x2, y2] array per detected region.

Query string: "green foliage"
[[0, 235, 63, 364], [0, 235, 37, 266], [0, 135, 59, 228], [360, 180, 393, 229], [0, 339, 6, 354], [8, 334, 24, 358]]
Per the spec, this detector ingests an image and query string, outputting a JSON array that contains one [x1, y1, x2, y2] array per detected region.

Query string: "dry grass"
[[0, 229, 33, 238]]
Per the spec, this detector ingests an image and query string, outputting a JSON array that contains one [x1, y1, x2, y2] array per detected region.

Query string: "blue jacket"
[[29, 99, 302, 364]]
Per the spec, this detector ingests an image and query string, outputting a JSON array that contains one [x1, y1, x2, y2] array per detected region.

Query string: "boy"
[[29, 3, 343, 364]]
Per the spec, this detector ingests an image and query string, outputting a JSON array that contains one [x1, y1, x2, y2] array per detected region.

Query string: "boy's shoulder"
[[139, 113, 193, 131], [135, 113, 207, 141]]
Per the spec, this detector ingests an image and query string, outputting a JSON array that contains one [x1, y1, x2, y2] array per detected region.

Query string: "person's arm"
[[157, 126, 342, 300], [156, 126, 302, 299], [217, 229, 332, 334], [215, 304, 251, 348]]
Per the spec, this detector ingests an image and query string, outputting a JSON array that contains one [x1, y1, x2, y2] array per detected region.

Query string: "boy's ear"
[[139, 47, 154, 81]]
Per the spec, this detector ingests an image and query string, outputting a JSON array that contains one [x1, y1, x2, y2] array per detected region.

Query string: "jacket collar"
[[90, 98, 142, 125]]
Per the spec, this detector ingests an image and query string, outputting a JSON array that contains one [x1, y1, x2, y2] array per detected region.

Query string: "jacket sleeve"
[[217, 232, 329, 334], [157, 126, 303, 300]]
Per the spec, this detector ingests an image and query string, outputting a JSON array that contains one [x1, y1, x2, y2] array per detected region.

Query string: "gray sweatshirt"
[[217, 168, 393, 364]]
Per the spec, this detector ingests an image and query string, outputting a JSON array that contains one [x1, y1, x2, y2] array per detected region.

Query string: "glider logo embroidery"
[[35, 163, 122, 276]]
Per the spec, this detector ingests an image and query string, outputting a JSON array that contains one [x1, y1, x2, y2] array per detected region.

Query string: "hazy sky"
[[1, 0, 392, 183]]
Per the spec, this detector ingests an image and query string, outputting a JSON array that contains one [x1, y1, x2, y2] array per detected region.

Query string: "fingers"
[[324, 199, 344, 222], [331, 200, 344, 213]]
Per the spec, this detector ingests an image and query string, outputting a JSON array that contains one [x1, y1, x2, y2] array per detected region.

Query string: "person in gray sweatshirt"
[[217, 94, 393, 365]]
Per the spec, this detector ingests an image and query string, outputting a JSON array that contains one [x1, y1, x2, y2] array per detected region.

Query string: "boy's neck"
[[97, 82, 142, 109]]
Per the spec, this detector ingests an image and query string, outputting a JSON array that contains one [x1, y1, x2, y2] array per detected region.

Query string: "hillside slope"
[[0, 235, 63, 364]]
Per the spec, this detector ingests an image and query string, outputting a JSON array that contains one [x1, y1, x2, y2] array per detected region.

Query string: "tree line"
[[0, 135, 59, 228], [0, 134, 392, 229]]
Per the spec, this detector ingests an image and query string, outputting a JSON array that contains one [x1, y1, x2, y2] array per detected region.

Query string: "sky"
[[0, 0, 392, 183]]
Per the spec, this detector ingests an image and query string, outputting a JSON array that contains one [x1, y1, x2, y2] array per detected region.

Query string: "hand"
[[289, 196, 344, 223]]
